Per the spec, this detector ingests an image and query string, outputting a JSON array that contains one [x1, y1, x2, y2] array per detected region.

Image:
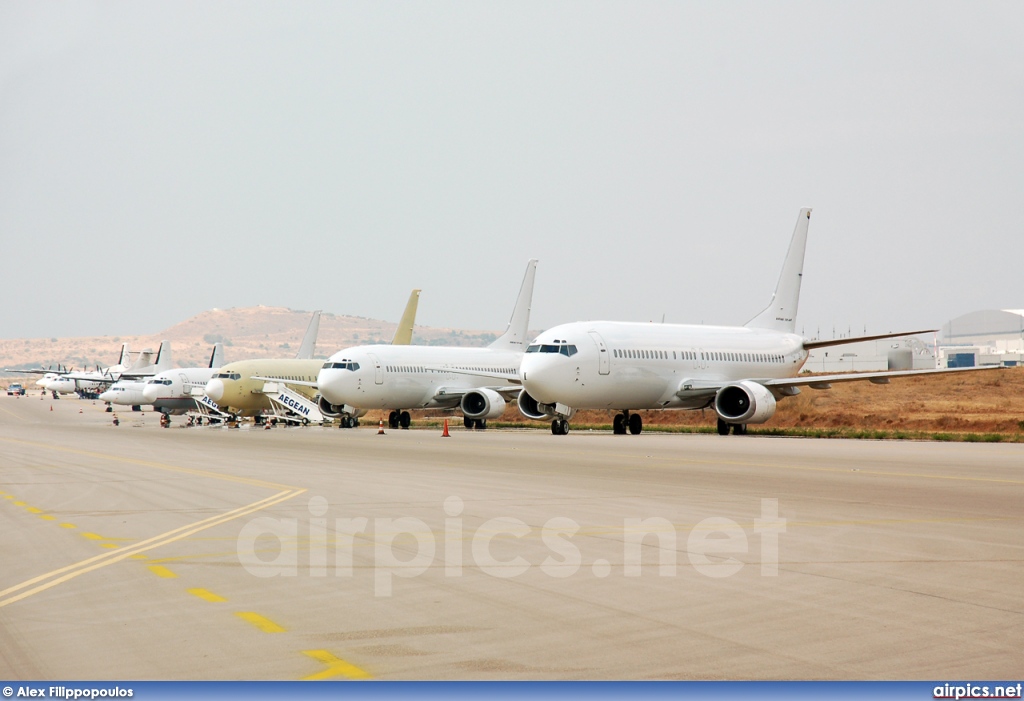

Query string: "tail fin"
[[208, 342, 225, 369], [745, 208, 811, 334], [391, 290, 420, 345], [118, 343, 130, 367], [294, 310, 321, 359], [154, 341, 172, 371], [489, 259, 538, 351]]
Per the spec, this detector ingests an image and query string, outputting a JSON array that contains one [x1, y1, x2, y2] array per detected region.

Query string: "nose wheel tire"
[[551, 418, 569, 435], [612, 414, 626, 434], [628, 414, 643, 435]]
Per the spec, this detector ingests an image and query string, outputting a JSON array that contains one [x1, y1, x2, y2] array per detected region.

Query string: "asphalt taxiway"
[[1, 395, 1021, 680]]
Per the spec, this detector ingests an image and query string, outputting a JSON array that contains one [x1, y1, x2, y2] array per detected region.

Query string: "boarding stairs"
[[260, 382, 328, 425], [187, 389, 232, 424]]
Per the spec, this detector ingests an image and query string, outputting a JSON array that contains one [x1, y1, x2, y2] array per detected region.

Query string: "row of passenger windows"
[[384, 365, 517, 375], [613, 349, 786, 364]]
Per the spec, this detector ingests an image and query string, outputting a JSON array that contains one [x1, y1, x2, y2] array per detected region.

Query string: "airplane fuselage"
[[204, 359, 322, 416], [520, 321, 808, 411], [318, 345, 522, 411]]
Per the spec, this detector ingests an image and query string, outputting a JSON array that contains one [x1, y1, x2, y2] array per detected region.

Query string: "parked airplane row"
[[9, 209, 991, 434]]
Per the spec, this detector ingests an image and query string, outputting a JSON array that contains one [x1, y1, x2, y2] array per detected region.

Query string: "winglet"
[[391, 290, 420, 345], [745, 208, 811, 334], [209, 342, 225, 369], [489, 259, 538, 351], [294, 310, 321, 359]]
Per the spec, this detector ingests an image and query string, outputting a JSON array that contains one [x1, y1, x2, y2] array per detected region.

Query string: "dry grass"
[[415, 368, 1024, 438]]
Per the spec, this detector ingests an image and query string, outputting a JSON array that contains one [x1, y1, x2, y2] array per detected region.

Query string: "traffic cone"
[[50, 405, 53, 411], [264, 421, 271, 430], [377, 419, 385, 435], [441, 419, 450, 437], [79, 408, 83, 414]]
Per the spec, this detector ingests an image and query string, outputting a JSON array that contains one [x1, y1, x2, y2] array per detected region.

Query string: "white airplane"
[[317, 261, 537, 429], [519, 209, 990, 435], [96, 342, 174, 408], [142, 343, 226, 415], [44, 344, 136, 395]]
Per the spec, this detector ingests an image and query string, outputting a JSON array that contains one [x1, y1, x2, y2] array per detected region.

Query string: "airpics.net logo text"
[[236, 497, 787, 596]]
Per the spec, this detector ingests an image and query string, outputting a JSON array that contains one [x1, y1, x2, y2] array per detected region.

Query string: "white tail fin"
[[154, 341, 172, 371], [208, 342, 225, 369], [294, 311, 321, 359], [391, 290, 420, 345], [489, 259, 538, 351], [745, 208, 811, 334]]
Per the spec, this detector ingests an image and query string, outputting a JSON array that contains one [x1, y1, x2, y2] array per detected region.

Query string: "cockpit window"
[[213, 372, 241, 380], [560, 345, 578, 357], [323, 361, 360, 371], [526, 345, 540, 353], [530, 342, 578, 356]]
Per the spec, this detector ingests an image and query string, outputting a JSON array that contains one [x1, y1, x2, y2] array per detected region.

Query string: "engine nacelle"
[[714, 381, 777, 424], [460, 388, 506, 420], [516, 390, 577, 421], [317, 396, 366, 419]]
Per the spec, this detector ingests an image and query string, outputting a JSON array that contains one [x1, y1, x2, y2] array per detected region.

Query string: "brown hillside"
[[0, 306, 503, 371]]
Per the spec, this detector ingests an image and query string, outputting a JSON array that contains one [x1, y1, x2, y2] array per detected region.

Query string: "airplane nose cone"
[[205, 379, 224, 402], [99, 390, 116, 403], [520, 355, 562, 404], [317, 370, 346, 405]]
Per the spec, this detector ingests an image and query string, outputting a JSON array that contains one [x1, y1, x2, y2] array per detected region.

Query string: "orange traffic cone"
[[50, 405, 53, 411], [441, 419, 450, 437], [79, 408, 83, 414], [378, 419, 385, 435], [264, 421, 271, 430]]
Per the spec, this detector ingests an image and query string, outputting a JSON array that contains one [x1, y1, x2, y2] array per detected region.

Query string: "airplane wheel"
[[551, 418, 569, 435], [399, 411, 411, 429], [464, 416, 474, 430], [475, 419, 487, 430], [717, 418, 730, 436], [613, 414, 626, 434], [628, 414, 642, 435], [733, 423, 748, 435], [388, 411, 399, 429]]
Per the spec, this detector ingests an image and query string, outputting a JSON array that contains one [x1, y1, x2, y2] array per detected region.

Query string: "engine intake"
[[461, 388, 506, 420], [518, 390, 556, 421], [317, 396, 365, 419], [714, 381, 777, 424]]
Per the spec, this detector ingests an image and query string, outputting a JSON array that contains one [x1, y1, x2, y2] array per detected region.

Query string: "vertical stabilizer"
[[209, 342, 225, 369], [154, 341, 172, 372], [295, 310, 321, 359], [391, 290, 420, 345], [489, 259, 538, 351], [745, 208, 811, 334], [118, 344, 130, 367]]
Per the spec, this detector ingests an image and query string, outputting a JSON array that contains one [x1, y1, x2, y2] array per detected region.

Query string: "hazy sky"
[[2, 1, 1022, 341]]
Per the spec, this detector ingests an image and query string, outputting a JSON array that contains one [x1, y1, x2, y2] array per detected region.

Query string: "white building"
[[939, 310, 1024, 367]]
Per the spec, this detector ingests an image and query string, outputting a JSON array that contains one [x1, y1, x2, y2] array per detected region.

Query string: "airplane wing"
[[802, 329, 937, 351], [676, 365, 1002, 399], [434, 385, 523, 401], [251, 376, 319, 388]]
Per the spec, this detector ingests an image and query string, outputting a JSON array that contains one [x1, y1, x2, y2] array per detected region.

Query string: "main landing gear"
[[339, 416, 359, 429], [389, 410, 411, 429], [551, 418, 570, 435], [612, 411, 643, 435], [717, 418, 748, 436], [463, 417, 488, 430]]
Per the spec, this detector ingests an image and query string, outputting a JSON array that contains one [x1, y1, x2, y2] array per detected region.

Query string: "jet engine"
[[714, 381, 777, 424], [460, 388, 506, 420], [317, 396, 366, 420]]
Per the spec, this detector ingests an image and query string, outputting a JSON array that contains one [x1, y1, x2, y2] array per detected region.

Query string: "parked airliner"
[[317, 261, 536, 429], [519, 209, 987, 435], [140, 343, 226, 415]]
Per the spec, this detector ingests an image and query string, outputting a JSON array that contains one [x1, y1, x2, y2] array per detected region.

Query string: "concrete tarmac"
[[1, 394, 1022, 680]]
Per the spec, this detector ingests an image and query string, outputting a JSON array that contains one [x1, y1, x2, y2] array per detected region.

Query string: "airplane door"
[[179, 373, 189, 392], [588, 331, 611, 375], [367, 353, 384, 384]]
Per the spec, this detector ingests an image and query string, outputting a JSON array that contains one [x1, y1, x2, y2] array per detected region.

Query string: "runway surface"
[[1, 395, 1022, 680]]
